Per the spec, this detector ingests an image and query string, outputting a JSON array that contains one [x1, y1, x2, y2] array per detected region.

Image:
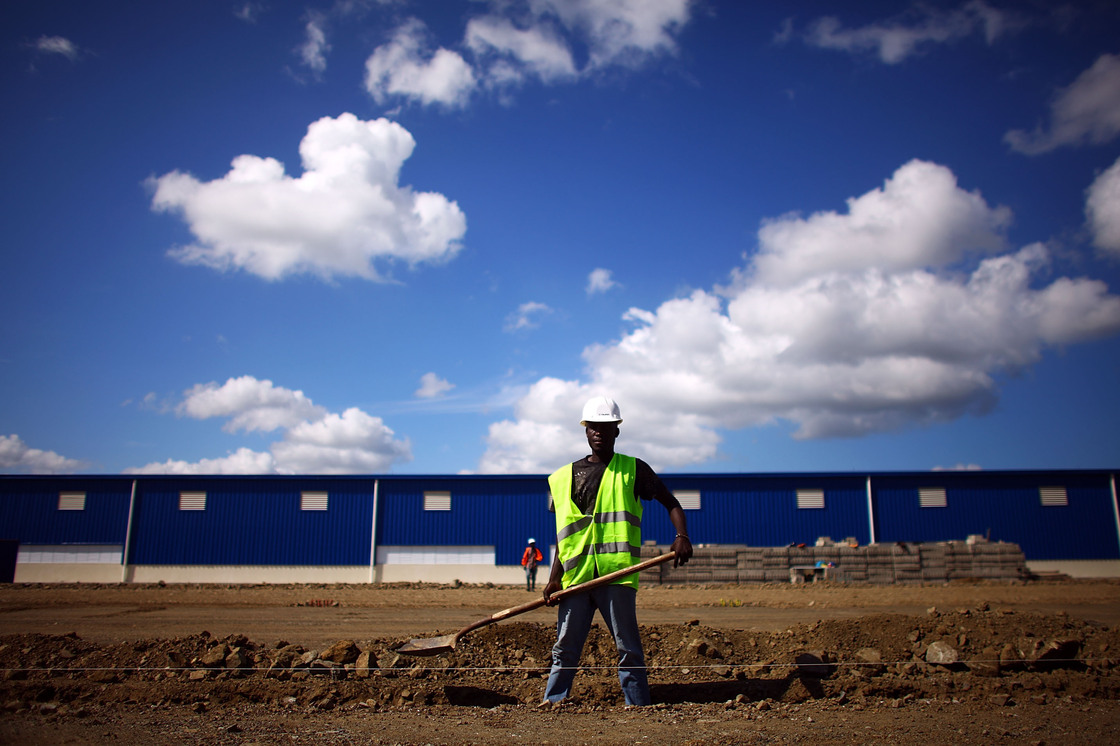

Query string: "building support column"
[[369, 479, 380, 583], [121, 479, 137, 584], [1110, 473, 1119, 559], [866, 476, 877, 545]]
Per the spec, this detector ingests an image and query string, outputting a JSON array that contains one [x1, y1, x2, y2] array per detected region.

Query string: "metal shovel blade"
[[395, 632, 461, 657], [394, 551, 677, 657]]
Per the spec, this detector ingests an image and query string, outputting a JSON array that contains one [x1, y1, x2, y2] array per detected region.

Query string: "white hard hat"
[[580, 396, 622, 426], [528, 538, 536, 544]]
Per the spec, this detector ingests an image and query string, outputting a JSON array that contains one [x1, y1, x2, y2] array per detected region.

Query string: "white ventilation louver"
[[424, 491, 451, 511], [301, 491, 329, 511], [796, 489, 825, 509]]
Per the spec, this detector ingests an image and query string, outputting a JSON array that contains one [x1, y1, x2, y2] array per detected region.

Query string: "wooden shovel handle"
[[457, 551, 678, 639]]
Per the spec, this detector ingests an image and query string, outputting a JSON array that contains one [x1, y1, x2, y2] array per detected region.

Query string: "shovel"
[[394, 551, 678, 656]]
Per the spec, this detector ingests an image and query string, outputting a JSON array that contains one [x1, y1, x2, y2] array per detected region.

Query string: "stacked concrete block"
[[834, 544, 867, 582], [706, 546, 741, 583], [762, 546, 790, 582], [919, 543, 949, 582], [891, 543, 923, 584], [810, 545, 839, 566], [638, 546, 664, 585], [864, 544, 897, 584], [633, 539, 1026, 585], [945, 542, 976, 580], [737, 546, 765, 582], [967, 541, 1027, 580]]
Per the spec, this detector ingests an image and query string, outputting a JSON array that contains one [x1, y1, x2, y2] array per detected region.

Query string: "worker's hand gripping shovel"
[[395, 551, 677, 656]]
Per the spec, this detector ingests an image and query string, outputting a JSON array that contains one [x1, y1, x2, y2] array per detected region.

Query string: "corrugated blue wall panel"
[[2, 471, 1115, 566], [652, 475, 872, 547], [0, 477, 132, 545], [377, 476, 553, 566], [873, 472, 1120, 560], [130, 477, 374, 565]]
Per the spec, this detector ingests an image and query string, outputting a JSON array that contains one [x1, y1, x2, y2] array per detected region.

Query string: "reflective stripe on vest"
[[548, 454, 643, 590]]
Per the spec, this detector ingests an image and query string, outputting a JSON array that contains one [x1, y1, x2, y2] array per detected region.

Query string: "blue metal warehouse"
[[1, 469, 1117, 583]]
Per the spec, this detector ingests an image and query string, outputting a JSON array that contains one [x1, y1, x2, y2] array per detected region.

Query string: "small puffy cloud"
[[1087, 156, 1120, 257], [150, 113, 466, 282], [1006, 53, 1120, 154], [754, 160, 1011, 286], [365, 19, 478, 108], [478, 160, 1120, 473], [235, 2, 267, 24], [933, 463, 983, 472], [125, 448, 275, 476], [465, 15, 577, 85], [478, 378, 591, 474], [299, 14, 331, 74], [34, 35, 80, 61], [272, 408, 411, 474], [178, 376, 326, 433], [802, 2, 1019, 64], [505, 301, 552, 332], [0, 434, 86, 474], [128, 375, 412, 474], [587, 268, 618, 295], [535, 0, 692, 69], [416, 372, 455, 399], [365, 2, 694, 108]]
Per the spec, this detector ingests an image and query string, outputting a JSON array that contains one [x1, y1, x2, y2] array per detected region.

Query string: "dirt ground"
[[2, 578, 1119, 744]]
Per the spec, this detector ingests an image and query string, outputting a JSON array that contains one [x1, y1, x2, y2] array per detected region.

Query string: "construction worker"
[[522, 538, 543, 591], [541, 396, 693, 706]]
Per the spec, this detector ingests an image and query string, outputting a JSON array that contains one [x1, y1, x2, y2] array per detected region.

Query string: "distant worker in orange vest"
[[521, 538, 543, 592]]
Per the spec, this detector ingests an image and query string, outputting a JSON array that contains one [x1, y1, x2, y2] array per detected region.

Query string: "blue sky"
[[3, 0, 1120, 477]]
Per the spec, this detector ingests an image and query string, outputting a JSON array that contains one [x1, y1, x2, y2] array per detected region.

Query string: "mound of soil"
[[2, 604, 1118, 744], [3, 580, 1120, 744]]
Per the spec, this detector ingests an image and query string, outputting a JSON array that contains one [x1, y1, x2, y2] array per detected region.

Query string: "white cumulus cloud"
[[802, 1, 1020, 64], [465, 15, 577, 85], [505, 301, 553, 332], [299, 14, 331, 74], [272, 408, 411, 474], [754, 160, 1011, 286], [478, 160, 1120, 473], [364, 1, 694, 108], [150, 113, 466, 282], [1087, 156, 1120, 257], [125, 448, 276, 476], [416, 372, 455, 399], [1005, 53, 1120, 155], [177, 376, 326, 433], [587, 268, 618, 295], [365, 19, 478, 108], [531, 0, 693, 70], [34, 35, 80, 61], [127, 376, 411, 475], [0, 434, 86, 474]]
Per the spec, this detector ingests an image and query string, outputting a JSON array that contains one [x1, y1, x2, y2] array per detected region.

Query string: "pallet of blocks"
[[705, 545, 744, 583], [638, 544, 665, 585], [891, 542, 923, 584], [919, 543, 949, 583], [736, 546, 765, 582], [864, 544, 899, 584], [762, 546, 790, 582], [834, 544, 867, 582], [969, 540, 1027, 580]]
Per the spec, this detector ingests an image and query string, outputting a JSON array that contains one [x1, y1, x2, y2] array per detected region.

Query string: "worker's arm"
[[657, 492, 693, 567], [542, 553, 563, 604]]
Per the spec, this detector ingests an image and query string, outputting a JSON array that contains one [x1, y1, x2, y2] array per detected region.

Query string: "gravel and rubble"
[[3, 580, 1120, 743], [3, 601, 1119, 744]]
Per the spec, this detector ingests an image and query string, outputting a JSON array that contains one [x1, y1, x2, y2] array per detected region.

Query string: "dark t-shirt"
[[550, 454, 671, 514]]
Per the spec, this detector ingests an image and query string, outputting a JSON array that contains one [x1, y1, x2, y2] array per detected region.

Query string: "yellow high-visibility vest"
[[548, 454, 643, 589]]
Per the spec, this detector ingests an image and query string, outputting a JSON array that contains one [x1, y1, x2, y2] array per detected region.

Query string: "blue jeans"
[[543, 584, 650, 706]]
